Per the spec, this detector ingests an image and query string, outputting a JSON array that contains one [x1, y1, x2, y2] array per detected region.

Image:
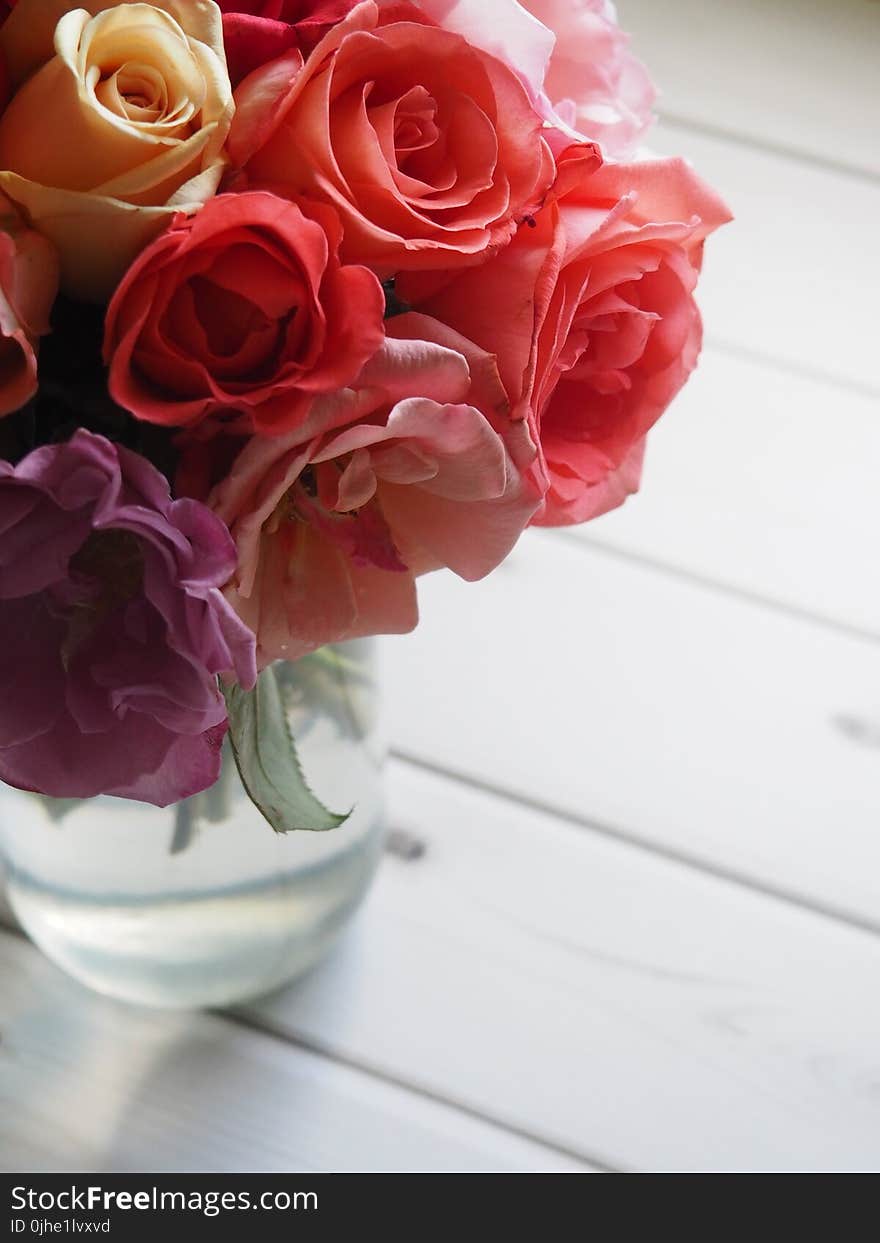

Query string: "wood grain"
[[383, 532, 880, 925], [248, 761, 880, 1173], [0, 931, 592, 1174], [581, 346, 880, 637]]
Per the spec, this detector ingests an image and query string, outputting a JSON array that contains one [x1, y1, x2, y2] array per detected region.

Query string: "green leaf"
[[223, 666, 350, 834]]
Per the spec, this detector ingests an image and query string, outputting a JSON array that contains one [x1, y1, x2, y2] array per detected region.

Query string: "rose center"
[[120, 66, 162, 110], [81, 9, 207, 135], [365, 83, 443, 182], [62, 529, 145, 665], [190, 275, 276, 360], [393, 88, 440, 169], [279, 463, 407, 573], [94, 61, 172, 123]]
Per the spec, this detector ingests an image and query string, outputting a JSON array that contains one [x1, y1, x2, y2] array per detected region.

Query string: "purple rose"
[[0, 430, 257, 805]]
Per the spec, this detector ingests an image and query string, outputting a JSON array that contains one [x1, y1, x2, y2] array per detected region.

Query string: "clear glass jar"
[[0, 641, 384, 1009]]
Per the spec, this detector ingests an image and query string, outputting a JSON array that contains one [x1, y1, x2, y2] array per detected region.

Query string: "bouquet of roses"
[[0, 0, 729, 829]]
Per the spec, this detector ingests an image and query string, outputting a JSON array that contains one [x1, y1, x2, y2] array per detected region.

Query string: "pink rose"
[[104, 191, 385, 436], [519, 0, 655, 156], [404, 0, 654, 157], [183, 317, 540, 664], [228, 1, 553, 276], [217, 1, 360, 84], [0, 192, 59, 418], [401, 148, 732, 525]]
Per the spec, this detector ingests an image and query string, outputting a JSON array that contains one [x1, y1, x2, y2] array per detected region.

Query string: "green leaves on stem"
[[223, 665, 350, 834]]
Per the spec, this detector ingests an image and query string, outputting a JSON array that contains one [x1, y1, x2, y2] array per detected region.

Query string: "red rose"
[[217, 0, 360, 84], [104, 191, 385, 436]]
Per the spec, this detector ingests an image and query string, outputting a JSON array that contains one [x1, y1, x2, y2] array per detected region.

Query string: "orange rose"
[[229, 0, 553, 275], [0, 1, 233, 301]]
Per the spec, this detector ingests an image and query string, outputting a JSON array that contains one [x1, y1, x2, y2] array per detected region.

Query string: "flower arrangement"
[[0, 0, 729, 830]]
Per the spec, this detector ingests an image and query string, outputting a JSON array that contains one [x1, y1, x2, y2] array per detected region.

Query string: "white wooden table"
[[2, 0, 879, 1174]]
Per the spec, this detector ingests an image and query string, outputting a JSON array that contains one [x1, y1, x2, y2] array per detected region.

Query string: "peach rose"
[[228, 0, 553, 275], [0, 1, 233, 301], [0, 192, 59, 417], [183, 316, 540, 663], [401, 149, 732, 525]]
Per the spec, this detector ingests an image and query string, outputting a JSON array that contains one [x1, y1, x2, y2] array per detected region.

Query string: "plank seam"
[[705, 334, 880, 402], [0, 922, 612, 1171], [538, 528, 880, 650], [658, 111, 879, 185], [219, 1007, 620, 1174], [391, 750, 880, 944]]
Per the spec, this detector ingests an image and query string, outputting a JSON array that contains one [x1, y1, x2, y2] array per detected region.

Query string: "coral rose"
[[0, 1, 233, 301], [228, 0, 554, 275], [183, 316, 540, 664], [401, 149, 732, 525], [104, 191, 385, 435], [0, 192, 59, 417], [0, 429, 256, 805]]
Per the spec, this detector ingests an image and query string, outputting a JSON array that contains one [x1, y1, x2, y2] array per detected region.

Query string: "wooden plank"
[[650, 121, 880, 391], [252, 761, 880, 1171], [381, 532, 880, 924], [0, 932, 590, 1174], [580, 345, 880, 637], [620, 0, 879, 176], [250, 760, 880, 1173]]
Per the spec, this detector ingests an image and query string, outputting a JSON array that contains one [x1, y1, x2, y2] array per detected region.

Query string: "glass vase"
[[0, 641, 385, 1009]]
